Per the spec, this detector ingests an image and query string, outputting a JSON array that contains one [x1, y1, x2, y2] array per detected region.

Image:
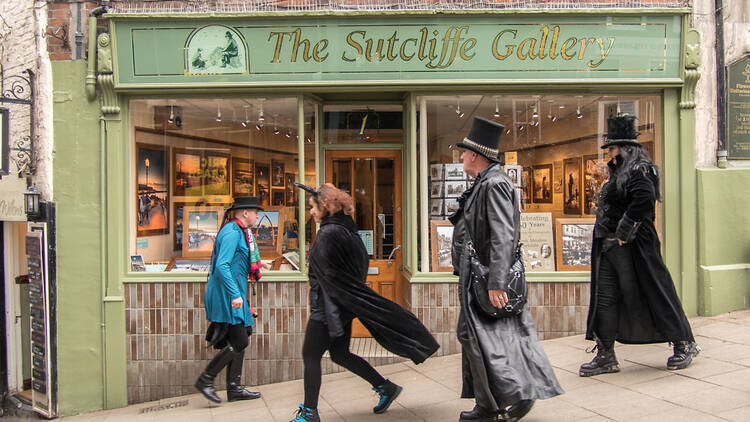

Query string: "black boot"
[[501, 400, 535, 422], [667, 341, 700, 370], [579, 340, 620, 377], [195, 346, 235, 403], [226, 349, 261, 401], [290, 404, 320, 422], [459, 404, 499, 422], [372, 379, 402, 414]]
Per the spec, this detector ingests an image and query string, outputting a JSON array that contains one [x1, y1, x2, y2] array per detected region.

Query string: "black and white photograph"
[[136, 143, 169, 236], [504, 164, 522, 187], [444, 163, 466, 180], [555, 218, 595, 271], [429, 163, 444, 180], [563, 157, 582, 215], [532, 163, 553, 204], [430, 199, 444, 216], [444, 198, 460, 215], [444, 181, 466, 197], [430, 181, 444, 198], [430, 220, 454, 272]]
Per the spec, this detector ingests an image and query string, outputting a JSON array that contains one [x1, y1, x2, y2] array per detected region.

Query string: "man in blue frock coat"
[[195, 196, 264, 403]]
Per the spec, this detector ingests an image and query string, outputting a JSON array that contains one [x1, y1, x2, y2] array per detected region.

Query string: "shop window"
[[323, 105, 404, 144], [417, 94, 662, 273], [129, 98, 303, 273]]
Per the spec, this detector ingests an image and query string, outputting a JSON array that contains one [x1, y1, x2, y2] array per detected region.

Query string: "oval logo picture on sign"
[[185, 25, 248, 75]]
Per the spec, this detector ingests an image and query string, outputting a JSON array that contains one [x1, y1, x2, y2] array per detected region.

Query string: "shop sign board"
[[112, 15, 681, 87], [727, 55, 750, 159]]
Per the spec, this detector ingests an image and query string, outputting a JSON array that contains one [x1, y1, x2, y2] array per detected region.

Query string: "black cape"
[[586, 159, 693, 344], [309, 213, 439, 364]]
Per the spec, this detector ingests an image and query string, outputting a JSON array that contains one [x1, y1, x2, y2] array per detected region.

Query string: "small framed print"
[[430, 181, 444, 198], [444, 198, 460, 215], [430, 220, 455, 272], [271, 189, 285, 206], [584, 154, 609, 215], [563, 157, 583, 215], [444, 163, 466, 180], [256, 164, 270, 206], [503, 164, 522, 188], [430, 199, 444, 217], [521, 167, 531, 205], [204, 152, 231, 196], [271, 160, 285, 188], [555, 217, 595, 271], [173, 148, 202, 197], [182, 206, 223, 257], [165, 257, 212, 272], [232, 158, 253, 196], [255, 206, 287, 258], [444, 181, 467, 198], [130, 255, 146, 272], [285, 173, 296, 205], [429, 164, 444, 181], [532, 163, 553, 204], [136, 143, 170, 237]]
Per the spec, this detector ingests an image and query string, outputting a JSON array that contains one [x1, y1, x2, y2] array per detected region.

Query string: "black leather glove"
[[615, 213, 640, 243]]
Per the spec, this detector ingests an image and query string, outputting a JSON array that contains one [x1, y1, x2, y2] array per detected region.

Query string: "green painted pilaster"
[[662, 89, 682, 301], [677, 95, 698, 316]]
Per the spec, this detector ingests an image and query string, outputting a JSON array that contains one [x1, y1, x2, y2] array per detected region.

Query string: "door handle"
[[387, 245, 401, 267]]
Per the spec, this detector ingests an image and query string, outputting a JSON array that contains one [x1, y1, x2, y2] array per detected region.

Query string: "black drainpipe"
[[715, 0, 728, 168]]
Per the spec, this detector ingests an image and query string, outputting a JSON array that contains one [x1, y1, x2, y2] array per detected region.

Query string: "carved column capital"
[[96, 32, 119, 115], [680, 29, 701, 110]]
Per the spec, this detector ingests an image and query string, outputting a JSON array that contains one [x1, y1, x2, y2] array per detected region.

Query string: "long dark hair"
[[609, 145, 661, 201]]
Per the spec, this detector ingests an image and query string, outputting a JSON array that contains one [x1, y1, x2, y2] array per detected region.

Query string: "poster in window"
[[563, 157, 583, 215], [173, 149, 202, 197], [520, 213, 555, 272], [271, 160, 285, 187], [136, 144, 170, 236], [583, 154, 609, 215], [232, 158, 253, 196], [444, 163, 466, 180], [256, 164, 270, 206], [430, 220, 455, 272], [532, 163, 553, 204], [555, 218, 595, 271], [204, 152, 231, 196], [182, 206, 223, 257]]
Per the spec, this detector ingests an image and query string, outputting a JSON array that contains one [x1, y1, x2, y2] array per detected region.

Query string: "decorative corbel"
[[680, 29, 701, 110], [96, 32, 119, 115]]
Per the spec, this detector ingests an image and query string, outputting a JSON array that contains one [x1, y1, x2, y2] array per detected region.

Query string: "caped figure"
[[194, 196, 264, 403], [580, 114, 699, 376], [289, 183, 439, 422], [451, 117, 563, 422]]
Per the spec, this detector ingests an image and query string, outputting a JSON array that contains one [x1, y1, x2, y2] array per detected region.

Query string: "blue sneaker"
[[291, 404, 320, 422], [372, 379, 402, 414]]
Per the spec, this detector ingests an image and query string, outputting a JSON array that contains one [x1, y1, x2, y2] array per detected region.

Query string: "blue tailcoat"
[[204, 223, 255, 326]]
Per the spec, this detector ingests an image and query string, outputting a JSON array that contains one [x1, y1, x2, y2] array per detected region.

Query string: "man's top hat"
[[455, 116, 505, 162], [227, 196, 263, 212], [601, 114, 642, 149]]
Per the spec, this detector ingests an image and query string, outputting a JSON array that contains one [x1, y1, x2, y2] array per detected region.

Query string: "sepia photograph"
[[555, 218, 596, 271], [532, 164, 553, 204], [430, 181, 444, 198], [504, 164, 522, 187], [203, 152, 231, 196], [430, 199, 444, 216], [444, 181, 467, 198], [444, 163, 466, 180], [522, 167, 531, 205], [583, 154, 609, 215], [429, 163, 444, 181], [444, 198, 460, 215], [430, 220, 455, 272], [137, 144, 170, 236], [563, 157, 582, 215]]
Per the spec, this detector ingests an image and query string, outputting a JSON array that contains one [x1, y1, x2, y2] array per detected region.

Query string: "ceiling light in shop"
[[576, 96, 584, 119], [216, 102, 222, 122], [494, 97, 501, 118], [456, 98, 464, 118], [168, 105, 175, 124], [241, 106, 250, 127]]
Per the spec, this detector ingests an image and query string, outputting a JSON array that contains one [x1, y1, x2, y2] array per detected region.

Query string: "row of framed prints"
[[136, 142, 298, 237], [429, 163, 469, 218], [429, 215, 596, 273]]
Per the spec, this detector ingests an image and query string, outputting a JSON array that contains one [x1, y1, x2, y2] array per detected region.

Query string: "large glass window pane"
[[129, 97, 302, 273], [323, 105, 403, 144], [418, 94, 662, 273]]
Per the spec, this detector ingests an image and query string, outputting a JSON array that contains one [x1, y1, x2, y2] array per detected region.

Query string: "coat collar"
[[464, 163, 499, 212], [320, 212, 358, 233]]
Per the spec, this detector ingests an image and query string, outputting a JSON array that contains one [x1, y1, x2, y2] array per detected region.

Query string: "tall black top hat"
[[601, 114, 641, 149], [455, 116, 505, 162], [227, 196, 264, 212]]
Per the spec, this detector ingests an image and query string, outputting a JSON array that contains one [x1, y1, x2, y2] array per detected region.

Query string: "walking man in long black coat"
[[451, 117, 563, 422], [580, 114, 699, 377]]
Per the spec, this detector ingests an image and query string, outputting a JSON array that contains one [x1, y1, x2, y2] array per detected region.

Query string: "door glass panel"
[[323, 105, 404, 144], [353, 158, 374, 257], [332, 159, 352, 195], [375, 158, 395, 260]]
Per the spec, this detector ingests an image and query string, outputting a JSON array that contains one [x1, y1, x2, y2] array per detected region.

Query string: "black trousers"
[[302, 319, 386, 409], [595, 243, 638, 349]]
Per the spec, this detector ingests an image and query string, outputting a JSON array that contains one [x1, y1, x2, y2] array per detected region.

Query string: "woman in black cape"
[[290, 183, 439, 422]]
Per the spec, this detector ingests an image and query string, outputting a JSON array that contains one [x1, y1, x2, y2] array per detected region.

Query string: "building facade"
[[1, 0, 748, 418]]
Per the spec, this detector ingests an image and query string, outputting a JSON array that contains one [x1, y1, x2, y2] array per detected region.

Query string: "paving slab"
[[59, 310, 750, 422]]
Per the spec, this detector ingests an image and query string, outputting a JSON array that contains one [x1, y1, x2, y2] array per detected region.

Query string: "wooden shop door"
[[325, 150, 403, 337]]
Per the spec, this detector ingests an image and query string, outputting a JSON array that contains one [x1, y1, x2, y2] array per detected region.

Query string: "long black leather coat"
[[308, 212, 439, 364], [586, 159, 694, 344], [451, 164, 563, 412]]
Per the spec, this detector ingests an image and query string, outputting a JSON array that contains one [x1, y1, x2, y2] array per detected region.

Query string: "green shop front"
[[51, 9, 701, 413]]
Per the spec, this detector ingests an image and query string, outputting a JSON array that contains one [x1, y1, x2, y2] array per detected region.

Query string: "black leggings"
[[302, 319, 386, 409], [226, 323, 250, 351]]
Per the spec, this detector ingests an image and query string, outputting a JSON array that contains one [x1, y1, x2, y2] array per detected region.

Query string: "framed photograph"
[[429, 163, 444, 181], [503, 164, 522, 187], [444, 180, 467, 198], [204, 152, 231, 196], [532, 163, 553, 204], [583, 155, 609, 215], [553, 160, 564, 194], [173, 148, 202, 197], [563, 157, 583, 215], [521, 167, 531, 205], [430, 220, 455, 272], [130, 255, 146, 272], [271, 160, 285, 187], [165, 257, 212, 272], [256, 164, 270, 206], [282, 251, 301, 270], [555, 217, 596, 271], [232, 158, 253, 196], [271, 189, 285, 206], [444, 163, 466, 180], [285, 173, 297, 205], [444, 198, 460, 215], [430, 181, 444, 198], [136, 143, 170, 236], [255, 206, 287, 258], [182, 206, 223, 257], [173, 202, 189, 251], [430, 199, 444, 217]]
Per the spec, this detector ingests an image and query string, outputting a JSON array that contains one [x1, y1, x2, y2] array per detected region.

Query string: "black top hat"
[[227, 196, 263, 212], [601, 114, 642, 149], [455, 116, 505, 162]]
